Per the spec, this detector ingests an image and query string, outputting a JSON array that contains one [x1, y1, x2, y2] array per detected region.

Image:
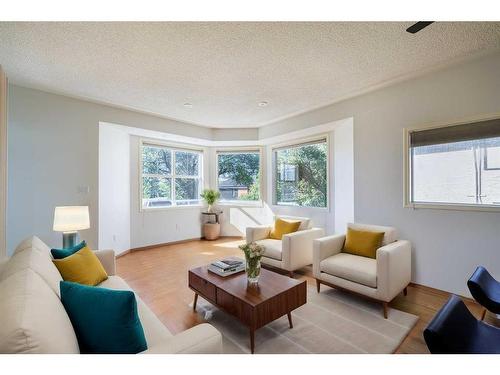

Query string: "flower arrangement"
[[239, 242, 265, 284], [200, 189, 220, 212]]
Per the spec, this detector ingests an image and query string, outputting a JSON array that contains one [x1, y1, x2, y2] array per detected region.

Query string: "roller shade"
[[410, 118, 500, 147]]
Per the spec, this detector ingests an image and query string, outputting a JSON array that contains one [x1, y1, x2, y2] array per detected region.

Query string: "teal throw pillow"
[[51, 241, 86, 259], [60, 281, 147, 354]]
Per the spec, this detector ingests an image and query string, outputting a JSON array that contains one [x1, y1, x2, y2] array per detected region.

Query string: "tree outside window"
[[217, 151, 260, 201]]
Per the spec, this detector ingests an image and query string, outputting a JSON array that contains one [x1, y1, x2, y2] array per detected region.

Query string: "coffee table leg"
[[287, 312, 293, 329], [193, 293, 198, 311], [249, 329, 255, 354]]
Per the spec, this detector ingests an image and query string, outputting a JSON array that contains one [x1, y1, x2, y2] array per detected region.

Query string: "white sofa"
[[313, 223, 411, 318], [0, 236, 222, 354], [246, 215, 325, 277]]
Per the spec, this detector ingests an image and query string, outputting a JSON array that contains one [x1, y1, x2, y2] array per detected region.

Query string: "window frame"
[[139, 139, 204, 211], [403, 114, 500, 212], [271, 134, 330, 211], [214, 147, 264, 206]]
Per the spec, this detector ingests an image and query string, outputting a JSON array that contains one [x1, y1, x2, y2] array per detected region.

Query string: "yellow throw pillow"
[[53, 246, 108, 286], [269, 218, 301, 240], [342, 228, 385, 259]]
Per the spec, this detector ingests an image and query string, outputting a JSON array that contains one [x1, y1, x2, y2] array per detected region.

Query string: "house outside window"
[[273, 138, 328, 208], [216, 150, 261, 202], [406, 117, 500, 209]]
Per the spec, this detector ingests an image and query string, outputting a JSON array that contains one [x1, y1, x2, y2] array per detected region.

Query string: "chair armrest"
[[312, 234, 345, 277], [142, 323, 222, 354], [246, 225, 271, 243], [376, 240, 412, 301], [282, 228, 325, 271], [94, 249, 116, 276]]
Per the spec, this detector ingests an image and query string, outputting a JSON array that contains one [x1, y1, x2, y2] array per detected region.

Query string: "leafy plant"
[[200, 189, 220, 205]]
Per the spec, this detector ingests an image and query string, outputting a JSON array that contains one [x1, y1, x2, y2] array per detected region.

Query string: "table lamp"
[[53, 206, 90, 249]]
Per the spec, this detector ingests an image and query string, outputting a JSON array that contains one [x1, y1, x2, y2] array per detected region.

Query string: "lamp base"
[[62, 232, 79, 249]]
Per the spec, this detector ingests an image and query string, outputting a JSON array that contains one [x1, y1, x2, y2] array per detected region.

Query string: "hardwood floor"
[[117, 237, 498, 354]]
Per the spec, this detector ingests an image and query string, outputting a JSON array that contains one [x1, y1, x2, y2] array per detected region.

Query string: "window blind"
[[410, 118, 500, 147]]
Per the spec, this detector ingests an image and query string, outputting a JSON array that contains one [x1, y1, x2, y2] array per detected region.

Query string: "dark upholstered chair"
[[467, 266, 500, 320], [424, 295, 500, 354]]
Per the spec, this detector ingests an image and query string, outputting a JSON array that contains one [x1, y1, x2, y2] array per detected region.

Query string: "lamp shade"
[[53, 206, 90, 232]]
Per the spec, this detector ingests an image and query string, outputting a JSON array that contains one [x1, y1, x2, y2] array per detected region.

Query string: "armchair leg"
[[403, 287, 408, 296], [316, 279, 321, 293], [382, 302, 388, 319], [481, 308, 487, 321], [288, 271, 294, 278]]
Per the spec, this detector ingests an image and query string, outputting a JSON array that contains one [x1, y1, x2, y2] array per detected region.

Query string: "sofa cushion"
[[255, 238, 282, 261], [0, 241, 63, 296], [347, 223, 397, 246], [52, 247, 108, 286], [320, 253, 377, 288], [0, 269, 79, 353], [60, 281, 147, 354], [51, 240, 87, 259], [99, 276, 174, 348]]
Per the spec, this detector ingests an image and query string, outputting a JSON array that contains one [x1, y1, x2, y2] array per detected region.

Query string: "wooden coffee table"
[[188, 266, 307, 353]]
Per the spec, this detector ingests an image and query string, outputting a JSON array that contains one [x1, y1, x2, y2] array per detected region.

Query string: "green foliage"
[[217, 153, 260, 201], [200, 189, 220, 205], [276, 142, 327, 207]]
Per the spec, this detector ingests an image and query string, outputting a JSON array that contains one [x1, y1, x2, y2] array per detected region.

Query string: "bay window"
[[141, 142, 202, 208], [273, 138, 328, 208]]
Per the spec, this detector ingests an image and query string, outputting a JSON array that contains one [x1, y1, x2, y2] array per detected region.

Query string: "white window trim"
[[214, 147, 264, 207], [270, 134, 330, 211], [139, 138, 205, 211], [403, 113, 500, 212]]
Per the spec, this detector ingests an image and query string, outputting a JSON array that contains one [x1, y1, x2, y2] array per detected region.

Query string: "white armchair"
[[246, 215, 325, 277], [313, 223, 411, 318]]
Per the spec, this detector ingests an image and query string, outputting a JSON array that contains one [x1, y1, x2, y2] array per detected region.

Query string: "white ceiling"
[[1, 22, 500, 128]]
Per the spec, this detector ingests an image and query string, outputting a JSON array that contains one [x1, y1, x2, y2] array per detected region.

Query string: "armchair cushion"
[[343, 228, 384, 259], [320, 253, 377, 288], [347, 223, 397, 246], [275, 215, 311, 231], [255, 238, 282, 261], [269, 218, 301, 240]]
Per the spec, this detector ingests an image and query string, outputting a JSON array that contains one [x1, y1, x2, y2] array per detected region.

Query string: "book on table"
[[209, 257, 245, 277]]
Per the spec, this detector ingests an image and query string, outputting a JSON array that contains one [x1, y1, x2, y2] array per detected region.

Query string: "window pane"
[[142, 145, 171, 175], [275, 142, 327, 208], [175, 151, 200, 176], [411, 137, 500, 205], [142, 177, 172, 207], [217, 153, 260, 201], [175, 178, 200, 205]]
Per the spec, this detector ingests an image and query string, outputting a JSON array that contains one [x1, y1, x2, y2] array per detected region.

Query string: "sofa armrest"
[[376, 240, 412, 301], [246, 225, 272, 243], [312, 234, 345, 277], [142, 323, 223, 354], [282, 228, 325, 271], [0, 256, 9, 276], [94, 249, 116, 276]]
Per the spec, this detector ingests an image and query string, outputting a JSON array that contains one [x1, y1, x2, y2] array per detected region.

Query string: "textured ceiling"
[[1, 22, 500, 128]]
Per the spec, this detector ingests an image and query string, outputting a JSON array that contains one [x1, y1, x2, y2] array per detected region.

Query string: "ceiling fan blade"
[[406, 21, 434, 34]]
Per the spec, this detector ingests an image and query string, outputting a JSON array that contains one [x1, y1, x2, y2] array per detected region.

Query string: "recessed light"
[[183, 103, 193, 108], [258, 101, 269, 107]]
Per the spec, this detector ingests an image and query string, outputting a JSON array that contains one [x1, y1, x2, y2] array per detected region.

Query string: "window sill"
[[140, 204, 204, 212], [405, 202, 500, 212], [217, 201, 264, 208], [271, 204, 330, 212]]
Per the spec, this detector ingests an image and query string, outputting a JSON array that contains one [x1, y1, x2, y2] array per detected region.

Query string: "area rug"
[[194, 286, 418, 354]]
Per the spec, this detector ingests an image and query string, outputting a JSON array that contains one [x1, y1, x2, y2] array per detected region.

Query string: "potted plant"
[[200, 189, 220, 213]]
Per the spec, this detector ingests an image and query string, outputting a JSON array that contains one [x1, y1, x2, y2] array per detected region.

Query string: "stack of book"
[[208, 257, 245, 277]]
